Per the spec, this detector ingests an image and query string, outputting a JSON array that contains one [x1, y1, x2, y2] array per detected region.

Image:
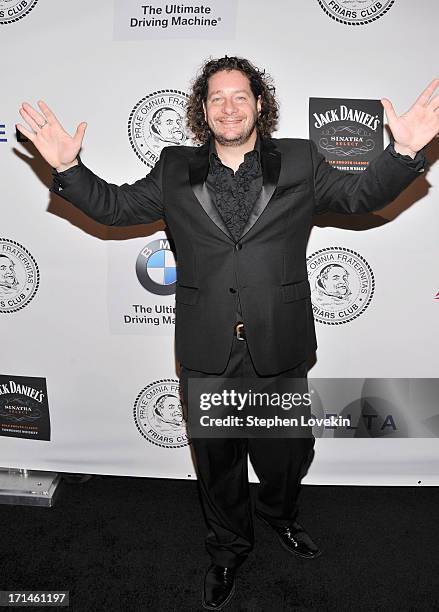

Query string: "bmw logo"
[[135, 238, 176, 296]]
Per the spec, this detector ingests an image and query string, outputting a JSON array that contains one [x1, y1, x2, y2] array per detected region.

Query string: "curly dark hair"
[[186, 56, 279, 144]]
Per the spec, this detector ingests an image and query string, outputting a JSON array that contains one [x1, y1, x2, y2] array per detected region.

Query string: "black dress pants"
[[179, 336, 315, 568]]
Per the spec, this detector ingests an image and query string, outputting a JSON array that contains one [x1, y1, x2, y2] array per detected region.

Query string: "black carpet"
[[1, 476, 438, 611]]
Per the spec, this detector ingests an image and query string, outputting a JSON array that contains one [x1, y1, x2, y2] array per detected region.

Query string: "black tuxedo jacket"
[[52, 137, 421, 374]]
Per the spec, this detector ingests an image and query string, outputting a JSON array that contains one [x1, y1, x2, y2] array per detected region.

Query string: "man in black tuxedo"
[[17, 57, 438, 610]]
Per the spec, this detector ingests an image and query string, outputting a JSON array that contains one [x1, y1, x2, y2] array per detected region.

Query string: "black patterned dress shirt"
[[206, 136, 263, 243], [206, 136, 263, 323]]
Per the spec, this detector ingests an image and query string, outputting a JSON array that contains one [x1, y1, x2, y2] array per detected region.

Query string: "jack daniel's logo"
[[0, 380, 45, 403], [309, 97, 384, 172], [313, 105, 381, 131]]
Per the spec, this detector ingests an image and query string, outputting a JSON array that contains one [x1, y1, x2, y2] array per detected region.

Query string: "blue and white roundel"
[[146, 249, 177, 286], [136, 238, 176, 296]]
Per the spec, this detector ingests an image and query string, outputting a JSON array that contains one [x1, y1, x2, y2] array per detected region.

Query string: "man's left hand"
[[381, 78, 439, 158]]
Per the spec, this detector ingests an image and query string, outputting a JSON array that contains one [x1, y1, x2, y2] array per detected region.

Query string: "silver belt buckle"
[[235, 322, 245, 341]]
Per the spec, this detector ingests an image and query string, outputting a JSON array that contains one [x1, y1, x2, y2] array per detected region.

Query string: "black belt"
[[234, 322, 246, 341]]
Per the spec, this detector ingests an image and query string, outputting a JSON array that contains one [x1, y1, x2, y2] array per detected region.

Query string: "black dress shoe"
[[202, 564, 236, 610], [258, 515, 321, 559]]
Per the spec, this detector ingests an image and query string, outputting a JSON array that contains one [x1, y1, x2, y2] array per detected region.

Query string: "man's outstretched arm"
[[312, 79, 439, 214], [16, 100, 164, 226]]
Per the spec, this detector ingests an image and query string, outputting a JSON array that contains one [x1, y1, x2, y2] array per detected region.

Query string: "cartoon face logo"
[[315, 264, 351, 302], [0, 255, 18, 291], [307, 247, 374, 325], [153, 394, 184, 427], [149, 107, 186, 145], [0, 240, 39, 313], [128, 90, 194, 168], [133, 379, 189, 448]]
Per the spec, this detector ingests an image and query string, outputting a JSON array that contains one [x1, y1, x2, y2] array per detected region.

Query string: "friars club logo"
[[133, 379, 189, 448], [317, 0, 394, 26], [307, 247, 374, 325], [0, 0, 39, 24], [136, 237, 176, 296], [0, 239, 39, 313], [128, 90, 193, 168]]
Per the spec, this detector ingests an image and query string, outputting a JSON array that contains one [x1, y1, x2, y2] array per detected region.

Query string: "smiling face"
[[203, 69, 261, 146]]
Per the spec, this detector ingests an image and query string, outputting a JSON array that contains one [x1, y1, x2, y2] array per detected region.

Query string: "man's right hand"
[[16, 100, 87, 172]]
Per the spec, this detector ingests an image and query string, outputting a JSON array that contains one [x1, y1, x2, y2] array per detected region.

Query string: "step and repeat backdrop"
[[1, 0, 438, 484]]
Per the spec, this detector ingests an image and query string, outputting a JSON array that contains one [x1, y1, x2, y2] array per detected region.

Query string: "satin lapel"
[[189, 144, 234, 241], [239, 139, 281, 240]]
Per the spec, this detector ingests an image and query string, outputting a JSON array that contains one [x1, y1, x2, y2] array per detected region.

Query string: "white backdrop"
[[1, 0, 438, 484]]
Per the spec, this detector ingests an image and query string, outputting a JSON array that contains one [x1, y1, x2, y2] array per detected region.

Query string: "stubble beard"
[[210, 113, 258, 147]]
